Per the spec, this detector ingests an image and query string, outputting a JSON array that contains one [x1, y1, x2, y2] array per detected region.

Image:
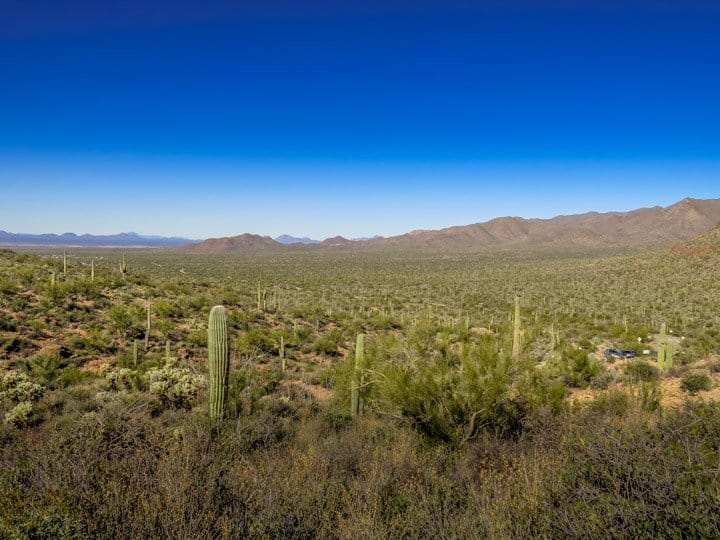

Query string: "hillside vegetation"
[[1, 244, 720, 538]]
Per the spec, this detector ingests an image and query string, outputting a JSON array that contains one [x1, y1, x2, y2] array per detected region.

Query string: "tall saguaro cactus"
[[145, 303, 151, 350], [208, 305, 230, 423], [657, 322, 673, 370], [279, 336, 286, 372], [657, 322, 666, 368], [63, 250, 68, 274], [512, 295, 522, 360], [133, 339, 139, 367], [351, 333, 364, 417], [90, 259, 95, 282]]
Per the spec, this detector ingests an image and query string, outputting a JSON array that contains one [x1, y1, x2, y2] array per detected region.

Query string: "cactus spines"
[[351, 333, 364, 417], [512, 295, 522, 360], [208, 305, 230, 424], [279, 336, 286, 372]]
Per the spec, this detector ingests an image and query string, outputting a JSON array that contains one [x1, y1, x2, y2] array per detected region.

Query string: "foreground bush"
[[1, 391, 719, 538]]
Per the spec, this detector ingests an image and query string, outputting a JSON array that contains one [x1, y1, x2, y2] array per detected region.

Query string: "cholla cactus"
[[0, 371, 46, 428], [4, 401, 34, 428], [148, 365, 204, 409], [104, 367, 137, 391]]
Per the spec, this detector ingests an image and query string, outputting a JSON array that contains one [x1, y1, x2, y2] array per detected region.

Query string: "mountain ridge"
[[178, 197, 720, 254], [0, 231, 193, 247]]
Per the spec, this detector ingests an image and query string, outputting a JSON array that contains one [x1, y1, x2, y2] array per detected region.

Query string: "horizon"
[[0, 194, 716, 242], [2, 1, 719, 238]]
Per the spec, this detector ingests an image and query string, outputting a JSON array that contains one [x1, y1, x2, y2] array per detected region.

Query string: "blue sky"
[[1, 1, 719, 239]]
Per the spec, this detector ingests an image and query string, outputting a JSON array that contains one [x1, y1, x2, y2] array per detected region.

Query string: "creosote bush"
[[680, 373, 711, 394]]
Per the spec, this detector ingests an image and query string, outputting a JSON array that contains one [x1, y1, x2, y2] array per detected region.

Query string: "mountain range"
[[3, 197, 719, 253], [179, 197, 720, 254], [0, 231, 192, 247]]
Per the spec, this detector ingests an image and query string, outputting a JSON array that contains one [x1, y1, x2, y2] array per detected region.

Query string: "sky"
[[1, 0, 719, 239]]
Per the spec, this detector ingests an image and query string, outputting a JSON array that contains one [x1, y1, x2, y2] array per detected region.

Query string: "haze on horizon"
[[1, 0, 719, 240]]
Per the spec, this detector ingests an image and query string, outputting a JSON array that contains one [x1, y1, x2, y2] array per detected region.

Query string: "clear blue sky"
[[1, 1, 719, 239]]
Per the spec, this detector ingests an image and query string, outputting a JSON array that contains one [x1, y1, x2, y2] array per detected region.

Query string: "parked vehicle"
[[621, 350, 637, 358], [604, 348, 622, 358]]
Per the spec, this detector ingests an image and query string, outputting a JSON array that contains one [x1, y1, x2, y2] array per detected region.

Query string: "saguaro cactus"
[[145, 303, 151, 350], [208, 305, 229, 423], [279, 336, 286, 372], [351, 333, 364, 417], [512, 296, 522, 360], [658, 323, 667, 369], [119, 253, 127, 276], [657, 323, 674, 370], [90, 259, 95, 282], [63, 250, 68, 274]]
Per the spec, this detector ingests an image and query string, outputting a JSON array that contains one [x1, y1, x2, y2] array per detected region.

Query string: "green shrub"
[[312, 329, 343, 356], [562, 349, 603, 388], [367, 336, 564, 445], [235, 328, 275, 355], [680, 374, 711, 394], [590, 371, 614, 390], [624, 360, 659, 383]]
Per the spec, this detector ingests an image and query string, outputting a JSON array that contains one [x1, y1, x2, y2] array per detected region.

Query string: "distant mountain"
[[321, 236, 352, 246], [352, 235, 383, 241], [354, 197, 720, 252], [180, 233, 282, 253], [0, 231, 192, 247], [275, 234, 320, 245], [125, 196, 720, 255]]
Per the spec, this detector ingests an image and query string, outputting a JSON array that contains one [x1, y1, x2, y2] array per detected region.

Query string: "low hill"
[[320, 236, 352, 246], [180, 234, 282, 254]]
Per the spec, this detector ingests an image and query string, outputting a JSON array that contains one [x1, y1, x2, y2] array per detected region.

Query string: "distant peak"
[[321, 235, 351, 245], [275, 234, 319, 245]]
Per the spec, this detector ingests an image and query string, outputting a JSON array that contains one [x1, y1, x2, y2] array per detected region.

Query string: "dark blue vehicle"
[[620, 350, 637, 358], [604, 348, 622, 358]]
